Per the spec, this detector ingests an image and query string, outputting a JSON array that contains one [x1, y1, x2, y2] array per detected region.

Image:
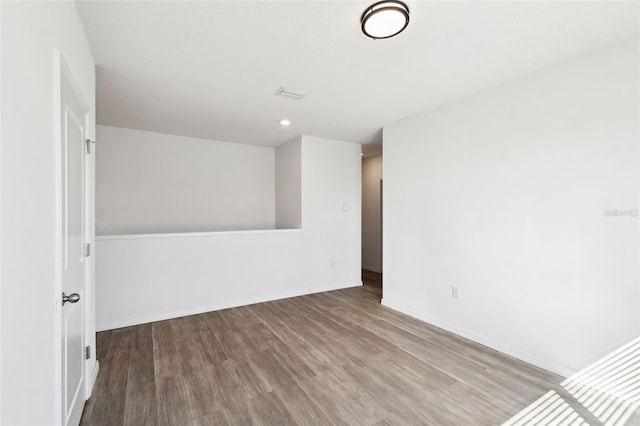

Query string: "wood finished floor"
[[82, 273, 595, 425]]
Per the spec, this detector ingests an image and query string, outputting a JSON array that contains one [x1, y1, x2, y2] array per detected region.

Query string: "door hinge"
[[85, 346, 91, 360], [86, 138, 95, 154], [85, 243, 91, 257]]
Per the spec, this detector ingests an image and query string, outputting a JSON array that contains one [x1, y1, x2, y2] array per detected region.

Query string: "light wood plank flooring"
[[81, 276, 612, 425]]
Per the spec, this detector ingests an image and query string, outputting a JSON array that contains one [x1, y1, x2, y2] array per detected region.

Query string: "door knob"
[[62, 292, 80, 306]]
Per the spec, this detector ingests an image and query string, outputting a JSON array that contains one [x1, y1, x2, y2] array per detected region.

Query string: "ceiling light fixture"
[[361, 0, 409, 39], [279, 119, 291, 126]]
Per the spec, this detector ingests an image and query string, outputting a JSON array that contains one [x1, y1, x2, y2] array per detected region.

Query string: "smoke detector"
[[275, 86, 306, 101]]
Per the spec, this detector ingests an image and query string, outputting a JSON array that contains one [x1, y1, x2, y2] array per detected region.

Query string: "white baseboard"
[[97, 282, 362, 332], [362, 265, 382, 273], [381, 298, 576, 378], [85, 361, 100, 399], [91, 361, 100, 388]]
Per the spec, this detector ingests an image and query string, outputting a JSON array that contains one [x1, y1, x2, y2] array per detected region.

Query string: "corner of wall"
[[275, 136, 302, 229]]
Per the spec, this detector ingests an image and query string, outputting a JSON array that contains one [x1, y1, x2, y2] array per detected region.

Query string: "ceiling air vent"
[[275, 86, 306, 101]]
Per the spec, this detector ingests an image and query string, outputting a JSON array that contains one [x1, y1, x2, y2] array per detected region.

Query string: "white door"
[[59, 55, 90, 426]]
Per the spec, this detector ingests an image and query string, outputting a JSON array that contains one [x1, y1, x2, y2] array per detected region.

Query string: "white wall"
[[1, 1, 96, 424], [362, 155, 383, 273], [95, 135, 361, 330], [383, 39, 639, 377], [275, 136, 301, 229], [96, 125, 275, 235], [301, 136, 362, 289]]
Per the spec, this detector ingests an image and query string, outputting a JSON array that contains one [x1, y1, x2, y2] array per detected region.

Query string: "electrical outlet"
[[451, 286, 461, 300]]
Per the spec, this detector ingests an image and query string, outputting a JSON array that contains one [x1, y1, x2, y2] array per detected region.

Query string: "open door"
[[56, 50, 91, 426]]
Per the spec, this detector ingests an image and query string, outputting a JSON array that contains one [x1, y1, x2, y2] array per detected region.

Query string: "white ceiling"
[[76, 0, 638, 156]]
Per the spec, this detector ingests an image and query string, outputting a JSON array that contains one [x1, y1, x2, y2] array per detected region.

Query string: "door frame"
[[53, 49, 93, 426], [379, 177, 383, 275]]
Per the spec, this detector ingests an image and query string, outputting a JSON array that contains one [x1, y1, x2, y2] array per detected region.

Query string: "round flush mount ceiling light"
[[361, 0, 409, 39], [279, 119, 291, 126]]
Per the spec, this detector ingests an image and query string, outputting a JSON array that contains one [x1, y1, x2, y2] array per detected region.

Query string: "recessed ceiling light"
[[361, 0, 410, 39], [279, 119, 291, 126]]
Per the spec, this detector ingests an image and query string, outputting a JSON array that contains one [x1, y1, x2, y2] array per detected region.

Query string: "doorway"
[[361, 154, 383, 297]]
